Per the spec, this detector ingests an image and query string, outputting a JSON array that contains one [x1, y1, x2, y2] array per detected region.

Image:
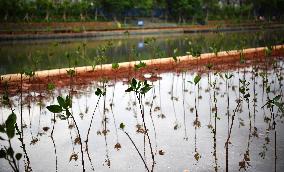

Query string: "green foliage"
[[95, 88, 106, 96], [193, 75, 201, 85], [265, 45, 273, 57], [47, 82, 55, 91], [0, 149, 6, 158], [172, 48, 178, 62], [205, 63, 214, 70], [125, 78, 152, 95], [119, 123, 125, 130], [240, 51, 246, 64], [172, 0, 204, 23], [66, 69, 75, 77], [0, 124, 5, 133], [263, 95, 284, 113], [2, 93, 10, 106], [24, 69, 35, 78], [46, 105, 63, 113], [46, 95, 72, 119], [225, 73, 233, 79], [15, 153, 22, 160], [134, 61, 147, 70], [112, 63, 119, 69], [239, 79, 250, 102], [187, 42, 202, 58], [5, 112, 17, 139], [0, 0, 282, 22], [209, 43, 221, 56]]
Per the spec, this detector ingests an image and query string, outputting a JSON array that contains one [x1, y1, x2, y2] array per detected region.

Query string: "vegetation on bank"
[[0, 0, 283, 23]]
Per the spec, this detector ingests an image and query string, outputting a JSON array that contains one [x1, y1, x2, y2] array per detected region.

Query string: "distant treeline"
[[0, 0, 283, 22]]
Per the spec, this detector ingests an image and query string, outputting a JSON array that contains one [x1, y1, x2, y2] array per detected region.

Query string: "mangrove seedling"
[[125, 78, 154, 171], [0, 112, 23, 172], [134, 61, 147, 71], [46, 95, 86, 172], [172, 48, 178, 62], [119, 123, 150, 172], [187, 42, 202, 58], [112, 63, 119, 70]]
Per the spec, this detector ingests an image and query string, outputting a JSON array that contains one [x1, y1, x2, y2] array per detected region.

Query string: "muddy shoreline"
[[1, 45, 283, 95]]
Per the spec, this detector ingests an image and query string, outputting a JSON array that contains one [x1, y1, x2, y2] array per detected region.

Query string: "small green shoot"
[[125, 78, 152, 95], [173, 48, 178, 62], [47, 83, 55, 91], [134, 61, 147, 70], [112, 63, 119, 69], [119, 123, 125, 130], [46, 95, 72, 120], [95, 88, 106, 96]]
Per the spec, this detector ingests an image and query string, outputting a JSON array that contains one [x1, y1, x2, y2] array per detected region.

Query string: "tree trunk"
[[206, 8, 209, 23], [24, 13, 30, 22], [4, 12, 8, 21], [80, 13, 85, 21], [63, 10, 66, 21], [45, 11, 49, 21], [95, 8, 98, 21]]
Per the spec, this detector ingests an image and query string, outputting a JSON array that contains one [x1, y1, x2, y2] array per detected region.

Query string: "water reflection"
[[0, 57, 284, 171], [1, 29, 284, 74]]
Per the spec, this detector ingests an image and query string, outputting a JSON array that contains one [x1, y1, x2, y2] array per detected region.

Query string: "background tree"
[[101, 0, 132, 21]]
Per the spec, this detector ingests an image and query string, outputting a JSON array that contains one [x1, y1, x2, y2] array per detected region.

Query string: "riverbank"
[[1, 45, 283, 95], [1, 21, 283, 41]]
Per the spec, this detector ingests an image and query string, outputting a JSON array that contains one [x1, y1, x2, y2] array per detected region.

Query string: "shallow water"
[[1, 29, 284, 74], [0, 57, 284, 171]]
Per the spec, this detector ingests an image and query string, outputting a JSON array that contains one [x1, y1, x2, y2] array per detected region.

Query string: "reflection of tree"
[[170, 73, 180, 130], [212, 75, 218, 171], [182, 72, 188, 140]]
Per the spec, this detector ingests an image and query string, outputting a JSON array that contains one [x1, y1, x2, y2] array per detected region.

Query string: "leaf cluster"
[[125, 78, 152, 95], [46, 96, 72, 120]]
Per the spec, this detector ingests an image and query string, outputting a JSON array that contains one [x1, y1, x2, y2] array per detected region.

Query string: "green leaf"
[[2, 94, 9, 106], [125, 87, 133, 92], [15, 153, 22, 160], [46, 105, 63, 113], [239, 87, 245, 94], [187, 81, 193, 84], [119, 123, 125, 130], [131, 78, 137, 88], [173, 48, 178, 62], [225, 73, 233, 79], [141, 85, 152, 95], [57, 96, 66, 109], [5, 113, 16, 139], [273, 95, 281, 102], [134, 61, 146, 70], [65, 96, 72, 108], [244, 93, 250, 99], [7, 147, 14, 157], [24, 69, 35, 77], [47, 83, 55, 91], [0, 149, 6, 158], [205, 63, 213, 70], [95, 88, 102, 96], [112, 63, 119, 69], [66, 69, 75, 77], [194, 75, 201, 85]]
